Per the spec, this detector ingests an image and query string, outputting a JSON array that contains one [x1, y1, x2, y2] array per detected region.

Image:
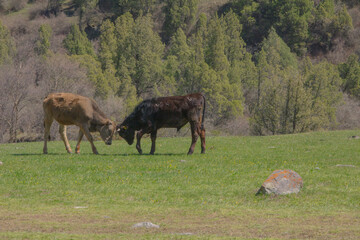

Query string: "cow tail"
[[201, 94, 206, 130]]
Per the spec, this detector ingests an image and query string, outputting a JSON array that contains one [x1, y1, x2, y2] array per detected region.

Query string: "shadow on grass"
[[11, 153, 62, 156], [11, 152, 189, 156], [101, 152, 188, 156]]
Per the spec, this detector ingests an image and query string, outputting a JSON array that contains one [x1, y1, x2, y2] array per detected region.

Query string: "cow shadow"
[[12, 153, 62, 156], [11, 153, 188, 156], [102, 152, 187, 156]]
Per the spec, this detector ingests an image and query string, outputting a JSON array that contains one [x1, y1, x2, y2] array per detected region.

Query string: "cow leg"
[[150, 130, 157, 155], [59, 125, 72, 153], [75, 129, 84, 154], [81, 125, 99, 154], [43, 117, 53, 154], [199, 127, 206, 154], [188, 121, 199, 155], [136, 130, 144, 155]]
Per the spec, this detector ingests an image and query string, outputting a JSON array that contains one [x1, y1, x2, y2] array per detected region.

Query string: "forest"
[[0, 0, 360, 143]]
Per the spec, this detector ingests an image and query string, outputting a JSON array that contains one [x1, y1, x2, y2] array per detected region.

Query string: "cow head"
[[116, 124, 135, 145], [99, 120, 116, 145]]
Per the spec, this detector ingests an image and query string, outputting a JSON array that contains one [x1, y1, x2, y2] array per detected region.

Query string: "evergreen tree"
[[310, 0, 353, 52], [222, 10, 256, 94], [118, 0, 157, 16], [205, 15, 243, 121], [35, 24, 52, 56], [163, 0, 198, 42], [251, 29, 312, 135], [262, 28, 298, 71], [114, 13, 164, 97], [167, 28, 191, 93], [305, 60, 342, 130], [206, 15, 229, 73], [113, 13, 138, 108], [63, 24, 94, 56], [132, 14, 165, 96], [114, 12, 136, 77], [0, 20, 15, 65], [339, 54, 360, 98], [98, 19, 118, 90], [275, 0, 313, 56], [72, 55, 111, 98]]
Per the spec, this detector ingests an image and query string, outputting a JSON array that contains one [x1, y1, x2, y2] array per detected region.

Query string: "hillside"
[[0, 0, 360, 143]]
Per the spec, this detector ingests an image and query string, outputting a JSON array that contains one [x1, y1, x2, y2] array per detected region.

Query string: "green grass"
[[1, 130, 360, 239]]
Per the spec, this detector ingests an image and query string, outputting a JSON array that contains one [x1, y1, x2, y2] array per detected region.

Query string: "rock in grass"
[[0, 161, 2, 165], [336, 164, 356, 168], [256, 169, 303, 195], [132, 222, 160, 229]]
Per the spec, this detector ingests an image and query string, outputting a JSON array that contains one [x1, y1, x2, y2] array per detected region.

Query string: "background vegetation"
[[0, 0, 360, 142]]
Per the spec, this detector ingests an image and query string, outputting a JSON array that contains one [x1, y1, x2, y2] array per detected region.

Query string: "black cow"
[[117, 93, 206, 155]]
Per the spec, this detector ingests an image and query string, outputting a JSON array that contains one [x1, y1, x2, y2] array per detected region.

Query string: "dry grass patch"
[[1, 209, 359, 239]]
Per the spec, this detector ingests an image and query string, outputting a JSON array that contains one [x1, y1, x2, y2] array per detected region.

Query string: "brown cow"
[[117, 93, 206, 155], [43, 93, 116, 154]]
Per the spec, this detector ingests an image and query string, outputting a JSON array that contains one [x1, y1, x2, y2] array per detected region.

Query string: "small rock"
[[74, 206, 88, 209], [180, 160, 186, 163], [256, 169, 303, 195], [336, 164, 356, 168], [0, 161, 3, 165], [315, 167, 320, 170], [350, 136, 360, 139], [176, 232, 193, 235], [132, 222, 160, 229]]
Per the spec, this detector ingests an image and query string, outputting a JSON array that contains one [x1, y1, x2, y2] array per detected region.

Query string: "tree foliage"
[[35, 24, 52, 57], [231, 0, 353, 56], [251, 29, 342, 135], [162, 0, 198, 42], [63, 24, 94, 56], [0, 20, 15, 65]]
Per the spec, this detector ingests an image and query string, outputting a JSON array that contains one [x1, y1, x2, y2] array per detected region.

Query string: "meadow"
[[0, 130, 359, 239]]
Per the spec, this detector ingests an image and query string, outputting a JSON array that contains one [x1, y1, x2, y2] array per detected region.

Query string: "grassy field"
[[0, 130, 359, 239]]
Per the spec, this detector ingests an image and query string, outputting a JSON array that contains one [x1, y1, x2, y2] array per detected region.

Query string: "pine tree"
[[251, 29, 313, 135], [35, 24, 52, 56], [114, 12, 136, 78], [163, 0, 198, 42], [206, 15, 229, 73], [114, 13, 164, 97], [63, 24, 94, 56], [0, 20, 15, 65], [205, 15, 243, 121], [99, 19, 118, 91], [262, 28, 298, 71], [275, 0, 313, 56], [132, 14, 164, 96], [305, 60, 342, 130], [339, 54, 360, 97], [72, 55, 111, 98]]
